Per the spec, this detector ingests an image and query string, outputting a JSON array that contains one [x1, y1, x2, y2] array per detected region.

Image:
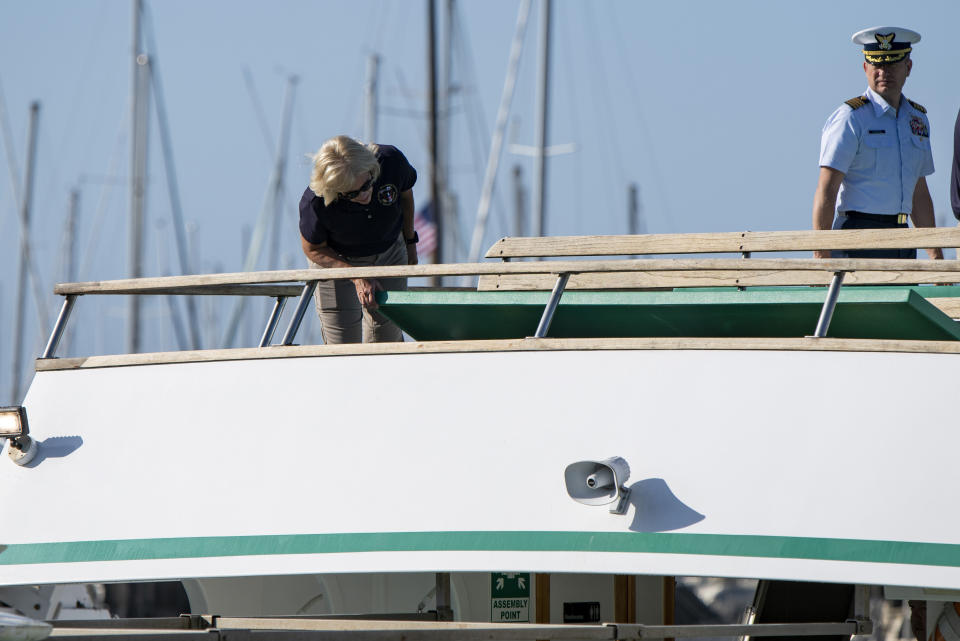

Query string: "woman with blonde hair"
[[299, 135, 419, 344]]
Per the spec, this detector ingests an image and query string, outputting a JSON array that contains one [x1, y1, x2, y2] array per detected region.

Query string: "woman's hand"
[[353, 278, 382, 310]]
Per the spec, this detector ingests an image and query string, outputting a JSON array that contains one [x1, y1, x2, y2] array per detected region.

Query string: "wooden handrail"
[[34, 337, 960, 372], [53, 258, 960, 296], [484, 228, 960, 259], [477, 270, 960, 291]]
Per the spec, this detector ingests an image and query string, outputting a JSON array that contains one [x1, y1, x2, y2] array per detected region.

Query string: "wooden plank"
[[51, 259, 960, 296], [613, 576, 637, 624], [34, 337, 960, 372], [53, 285, 462, 297], [484, 228, 960, 258], [477, 271, 960, 291], [663, 576, 675, 641], [213, 618, 604, 634], [929, 298, 960, 319], [50, 622, 613, 641], [536, 573, 550, 625]]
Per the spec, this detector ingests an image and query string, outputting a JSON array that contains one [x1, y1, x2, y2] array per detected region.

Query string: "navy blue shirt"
[[299, 145, 417, 256]]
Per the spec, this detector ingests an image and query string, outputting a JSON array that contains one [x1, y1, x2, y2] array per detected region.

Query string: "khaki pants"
[[310, 234, 408, 344]]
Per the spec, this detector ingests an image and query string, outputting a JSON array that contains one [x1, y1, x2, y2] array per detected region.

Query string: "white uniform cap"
[[851, 26, 920, 64]]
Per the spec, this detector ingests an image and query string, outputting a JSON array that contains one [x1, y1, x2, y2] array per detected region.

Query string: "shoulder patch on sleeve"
[[844, 96, 869, 110], [907, 99, 927, 113]]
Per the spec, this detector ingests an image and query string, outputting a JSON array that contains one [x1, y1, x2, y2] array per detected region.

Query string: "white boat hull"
[[2, 346, 958, 591]]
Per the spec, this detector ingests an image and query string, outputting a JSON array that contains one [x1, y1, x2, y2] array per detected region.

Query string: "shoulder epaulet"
[[907, 99, 927, 113], [844, 96, 869, 110]]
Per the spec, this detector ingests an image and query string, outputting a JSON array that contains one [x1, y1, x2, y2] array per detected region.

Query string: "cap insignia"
[[875, 33, 895, 51]]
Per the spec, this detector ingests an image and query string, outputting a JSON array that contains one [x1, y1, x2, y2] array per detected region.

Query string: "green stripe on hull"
[[2, 531, 960, 568]]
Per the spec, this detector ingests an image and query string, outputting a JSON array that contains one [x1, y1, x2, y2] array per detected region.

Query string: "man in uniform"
[[812, 26, 942, 259]]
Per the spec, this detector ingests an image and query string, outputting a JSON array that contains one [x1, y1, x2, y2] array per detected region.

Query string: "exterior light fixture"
[[1, 406, 38, 466], [564, 457, 631, 515]]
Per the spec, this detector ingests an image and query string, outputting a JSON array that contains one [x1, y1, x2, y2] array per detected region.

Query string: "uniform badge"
[[377, 183, 398, 206], [910, 116, 929, 138], [875, 33, 895, 50]]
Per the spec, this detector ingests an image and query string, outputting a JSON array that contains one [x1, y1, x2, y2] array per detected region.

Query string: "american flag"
[[414, 201, 438, 258]]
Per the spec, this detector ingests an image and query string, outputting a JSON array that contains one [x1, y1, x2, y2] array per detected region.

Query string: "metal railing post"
[[533, 272, 569, 338], [280, 281, 318, 346], [41, 295, 78, 359], [258, 296, 288, 347], [812, 271, 846, 338]]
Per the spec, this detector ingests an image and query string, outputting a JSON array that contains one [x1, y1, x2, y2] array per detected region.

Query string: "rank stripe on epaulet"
[[844, 96, 869, 110], [907, 99, 927, 113]]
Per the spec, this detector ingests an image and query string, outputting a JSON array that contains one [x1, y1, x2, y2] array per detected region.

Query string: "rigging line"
[[392, 66, 429, 156], [142, 3, 202, 349], [77, 107, 129, 279], [0, 77, 22, 209], [243, 66, 277, 159], [367, 0, 392, 58], [0, 76, 21, 263], [221, 75, 297, 348], [292, 95, 313, 176], [0, 88, 51, 331], [606, 1, 674, 231], [466, 0, 531, 264], [451, 1, 511, 251], [339, 53, 369, 136], [155, 218, 187, 351], [580, 4, 627, 188], [556, 2, 583, 233], [580, 4, 633, 233], [47, 0, 113, 196]]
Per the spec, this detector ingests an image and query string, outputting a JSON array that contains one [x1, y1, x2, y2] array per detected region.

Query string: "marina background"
[[2, 0, 959, 403]]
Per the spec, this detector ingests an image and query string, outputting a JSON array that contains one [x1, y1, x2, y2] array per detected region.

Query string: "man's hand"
[[813, 250, 831, 259], [353, 278, 382, 310], [406, 243, 418, 265]]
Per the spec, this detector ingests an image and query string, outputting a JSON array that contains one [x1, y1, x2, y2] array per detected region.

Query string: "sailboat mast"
[[364, 54, 379, 143], [628, 183, 641, 236], [427, 0, 441, 277], [441, 0, 454, 261], [9, 101, 39, 404], [59, 188, 80, 356], [532, 0, 551, 238], [128, 0, 149, 353]]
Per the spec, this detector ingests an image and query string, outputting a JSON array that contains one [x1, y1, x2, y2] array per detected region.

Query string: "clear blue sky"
[[2, 0, 959, 401]]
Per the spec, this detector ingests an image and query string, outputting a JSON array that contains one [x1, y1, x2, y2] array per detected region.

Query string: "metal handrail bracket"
[[259, 296, 288, 347], [533, 272, 570, 338], [280, 281, 318, 346], [811, 271, 846, 338], [41, 295, 78, 359]]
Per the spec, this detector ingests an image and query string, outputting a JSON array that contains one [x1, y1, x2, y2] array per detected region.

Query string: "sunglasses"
[[338, 176, 374, 201]]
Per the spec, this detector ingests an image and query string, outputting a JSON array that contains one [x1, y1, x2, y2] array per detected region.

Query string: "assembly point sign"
[[490, 572, 530, 622]]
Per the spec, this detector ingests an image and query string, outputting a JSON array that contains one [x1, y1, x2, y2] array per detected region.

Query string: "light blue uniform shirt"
[[819, 86, 933, 215]]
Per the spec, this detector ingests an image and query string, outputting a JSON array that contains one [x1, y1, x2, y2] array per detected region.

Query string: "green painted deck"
[[377, 286, 960, 342]]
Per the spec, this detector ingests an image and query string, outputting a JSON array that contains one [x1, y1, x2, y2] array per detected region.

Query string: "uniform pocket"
[[862, 134, 895, 177], [906, 133, 933, 178]]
